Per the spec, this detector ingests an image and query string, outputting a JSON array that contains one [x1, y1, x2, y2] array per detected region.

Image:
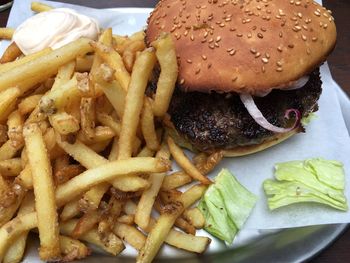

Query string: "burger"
[[146, 0, 336, 156]]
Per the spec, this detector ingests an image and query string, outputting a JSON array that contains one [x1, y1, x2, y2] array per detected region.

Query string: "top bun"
[[146, 0, 336, 94]]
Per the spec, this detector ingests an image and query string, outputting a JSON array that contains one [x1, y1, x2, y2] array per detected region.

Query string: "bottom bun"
[[165, 124, 301, 157], [221, 129, 299, 157]]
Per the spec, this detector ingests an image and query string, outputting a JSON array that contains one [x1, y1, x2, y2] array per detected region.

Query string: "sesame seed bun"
[[146, 0, 336, 94]]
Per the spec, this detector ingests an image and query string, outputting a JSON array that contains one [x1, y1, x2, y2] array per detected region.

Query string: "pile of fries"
[[0, 2, 225, 263]]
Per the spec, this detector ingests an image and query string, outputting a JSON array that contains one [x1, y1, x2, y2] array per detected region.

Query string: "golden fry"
[[122, 40, 146, 72], [118, 48, 156, 160], [80, 98, 96, 139], [141, 97, 159, 151], [151, 34, 178, 117], [0, 212, 37, 261], [23, 124, 60, 260], [0, 42, 22, 63], [59, 235, 91, 262], [92, 41, 130, 91], [31, 2, 53, 12], [137, 185, 208, 263], [0, 158, 22, 177], [0, 27, 14, 40], [0, 38, 93, 93], [60, 219, 125, 256], [0, 48, 51, 74], [113, 223, 146, 251], [49, 112, 80, 135], [161, 171, 192, 190], [55, 157, 170, 207]]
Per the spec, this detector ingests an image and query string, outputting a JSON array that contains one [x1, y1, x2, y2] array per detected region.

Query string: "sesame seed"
[[195, 68, 201, 74], [314, 11, 320, 16], [261, 27, 267, 32], [202, 55, 207, 60], [302, 34, 307, 41], [190, 35, 195, 41], [303, 25, 308, 31], [306, 48, 311, 55], [262, 58, 269, 64], [279, 32, 283, 38], [257, 33, 263, 38], [220, 23, 225, 27], [277, 46, 283, 52], [184, 30, 189, 36], [186, 59, 192, 64], [276, 61, 283, 67], [297, 13, 303, 18], [216, 36, 221, 42], [208, 38, 213, 43], [204, 31, 208, 37], [288, 44, 294, 48], [265, 53, 270, 59], [229, 49, 236, 55], [180, 79, 185, 84], [236, 33, 243, 37], [214, 42, 219, 47], [276, 67, 283, 72], [261, 66, 266, 73], [209, 44, 215, 49], [250, 48, 257, 54], [230, 27, 236, 31], [201, 39, 207, 43], [225, 17, 231, 22], [255, 52, 261, 58], [312, 36, 318, 41], [323, 24, 328, 29], [232, 76, 238, 82], [226, 48, 233, 52]]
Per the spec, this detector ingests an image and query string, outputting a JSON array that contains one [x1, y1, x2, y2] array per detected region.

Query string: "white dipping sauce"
[[13, 8, 99, 55]]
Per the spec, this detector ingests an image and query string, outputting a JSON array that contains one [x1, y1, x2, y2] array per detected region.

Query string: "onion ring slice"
[[240, 94, 301, 133]]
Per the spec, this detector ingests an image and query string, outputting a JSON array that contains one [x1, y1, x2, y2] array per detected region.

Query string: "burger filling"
[[167, 68, 322, 152]]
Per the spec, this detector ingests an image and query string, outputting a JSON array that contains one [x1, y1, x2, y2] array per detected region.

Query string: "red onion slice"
[[240, 94, 301, 133]]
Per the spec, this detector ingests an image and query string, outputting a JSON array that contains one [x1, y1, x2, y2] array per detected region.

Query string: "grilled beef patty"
[[168, 68, 322, 152]]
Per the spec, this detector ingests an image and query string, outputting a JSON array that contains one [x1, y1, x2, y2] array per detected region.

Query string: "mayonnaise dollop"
[[13, 8, 100, 55]]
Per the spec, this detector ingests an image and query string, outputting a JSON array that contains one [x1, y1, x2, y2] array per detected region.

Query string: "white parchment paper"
[[2, 0, 350, 231]]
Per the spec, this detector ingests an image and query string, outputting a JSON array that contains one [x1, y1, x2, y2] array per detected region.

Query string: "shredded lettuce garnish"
[[263, 158, 347, 211], [198, 169, 257, 244]]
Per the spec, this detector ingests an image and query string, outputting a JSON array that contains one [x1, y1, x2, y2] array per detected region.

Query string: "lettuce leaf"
[[264, 158, 347, 211], [198, 169, 257, 244]]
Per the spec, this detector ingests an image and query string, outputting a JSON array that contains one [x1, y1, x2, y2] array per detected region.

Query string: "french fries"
[[0, 42, 22, 63], [55, 157, 170, 207], [118, 48, 156, 159], [0, 15, 223, 261], [0, 38, 93, 93], [141, 97, 159, 151], [161, 171, 192, 190], [3, 192, 34, 263], [168, 137, 212, 185], [137, 185, 208, 263], [0, 28, 14, 40], [23, 123, 60, 260], [92, 41, 130, 91], [151, 34, 178, 117], [0, 212, 37, 261], [31, 1, 53, 12]]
